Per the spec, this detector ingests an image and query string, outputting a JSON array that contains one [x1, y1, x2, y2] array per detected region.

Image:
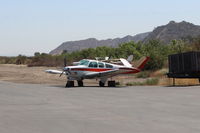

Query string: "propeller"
[[60, 56, 70, 77], [59, 71, 64, 77], [60, 57, 67, 77]]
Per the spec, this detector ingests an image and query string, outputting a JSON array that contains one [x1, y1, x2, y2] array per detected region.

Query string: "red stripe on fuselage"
[[71, 67, 140, 74], [71, 68, 112, 72], [119, 68, 140, 74]]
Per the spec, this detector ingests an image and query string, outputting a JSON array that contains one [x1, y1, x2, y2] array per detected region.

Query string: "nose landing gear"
[[65, 81, 74, 87]]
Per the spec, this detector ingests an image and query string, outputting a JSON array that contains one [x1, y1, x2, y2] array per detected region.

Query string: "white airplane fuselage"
[[63, 59, 139, 80], [46, 57, 149, 87]]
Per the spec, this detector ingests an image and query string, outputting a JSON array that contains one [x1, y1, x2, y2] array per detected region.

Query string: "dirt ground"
[[0, 64, 66, 85], [0, 64, 199, 86]]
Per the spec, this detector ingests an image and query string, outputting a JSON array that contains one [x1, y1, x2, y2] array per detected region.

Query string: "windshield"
[[79, 60, 89, 66]]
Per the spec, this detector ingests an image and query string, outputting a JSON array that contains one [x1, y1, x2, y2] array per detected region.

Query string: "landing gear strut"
[[65, 81, 74, 87], [108, 81, 116, 87], [77, 80, 84, 87]]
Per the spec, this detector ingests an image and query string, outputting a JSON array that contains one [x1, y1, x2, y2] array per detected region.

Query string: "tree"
[[34, 52, 40, 56], [142, 40, 166, 70]]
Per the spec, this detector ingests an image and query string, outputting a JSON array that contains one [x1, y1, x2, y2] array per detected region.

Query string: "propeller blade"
[[59, 56, 67, 77], [59, 71, 63, 77]]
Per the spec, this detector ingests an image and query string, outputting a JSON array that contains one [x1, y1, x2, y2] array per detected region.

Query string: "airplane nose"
[[63, 67, 70, 71]]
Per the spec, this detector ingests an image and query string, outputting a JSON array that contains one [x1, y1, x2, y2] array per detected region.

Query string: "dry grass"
[[0, 64, 199, 86], [0, 64, 66, 85], [147, 68, 200, 86], [126, 78, 159, 86], [150, 68, 168, 77]]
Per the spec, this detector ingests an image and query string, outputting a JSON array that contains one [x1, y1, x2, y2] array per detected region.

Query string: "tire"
[[99, 81, 105, 87], [77, 80, 84, 87], [108, 81, 116, 87], [66, 81, 74, 87]]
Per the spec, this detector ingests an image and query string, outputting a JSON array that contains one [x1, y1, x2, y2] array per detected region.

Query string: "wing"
[[84, 69, 119, 78], [45, 69, 65, 74]]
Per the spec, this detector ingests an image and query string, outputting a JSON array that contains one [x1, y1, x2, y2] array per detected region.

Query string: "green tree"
[[142, 40, 167, 70], [34, 52, 40, 56]]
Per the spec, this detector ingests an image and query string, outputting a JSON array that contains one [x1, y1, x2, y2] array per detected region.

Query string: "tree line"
[[1, 37, 200, 71]]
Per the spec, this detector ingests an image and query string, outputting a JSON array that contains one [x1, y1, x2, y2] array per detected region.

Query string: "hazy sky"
[[0, 0, 200, 56]]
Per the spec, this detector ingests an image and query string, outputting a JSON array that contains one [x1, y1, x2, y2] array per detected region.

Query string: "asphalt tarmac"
[[0, 81, 200, 133]]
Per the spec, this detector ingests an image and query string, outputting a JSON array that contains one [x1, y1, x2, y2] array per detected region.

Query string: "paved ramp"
[[0, 81, 200, 133]]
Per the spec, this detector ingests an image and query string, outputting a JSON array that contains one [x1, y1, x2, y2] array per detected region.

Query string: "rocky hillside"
[[50, 21, 200, 55], [49, 32, 149, 55], [143, 21, 200, 43]]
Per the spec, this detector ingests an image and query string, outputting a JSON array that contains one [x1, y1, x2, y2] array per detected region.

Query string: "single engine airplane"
[[45, 56, 149, 87]]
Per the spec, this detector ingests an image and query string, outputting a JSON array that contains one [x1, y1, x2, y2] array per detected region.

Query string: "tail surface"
[[127, 55, 133, 62], [133, 56, 150, 70]]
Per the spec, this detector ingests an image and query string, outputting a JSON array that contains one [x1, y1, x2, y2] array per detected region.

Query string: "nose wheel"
[[65, 81, 74, 87]]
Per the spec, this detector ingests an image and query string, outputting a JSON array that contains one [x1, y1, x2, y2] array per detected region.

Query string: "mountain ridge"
[[50, 21, 200, 55], [143, 21, 200, 43], [49, 32, 149, 55]]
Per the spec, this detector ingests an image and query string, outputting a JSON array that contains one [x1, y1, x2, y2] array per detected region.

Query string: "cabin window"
[[89, 62, 98, 68], [98, 62, 104, 68], [79, 60, 89, 66], [105, 63, 113, 68]]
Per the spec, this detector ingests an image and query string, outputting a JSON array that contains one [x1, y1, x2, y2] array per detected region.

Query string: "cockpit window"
[[79, 60, 89, 66], [105, 63, 113, 68], [89, 62, 98, 68], [98, 62, 104, 68]]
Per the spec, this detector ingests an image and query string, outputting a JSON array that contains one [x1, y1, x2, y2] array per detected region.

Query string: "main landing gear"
[[108, 81, 116, 87], [99, 80, 116, 87], [99, 81, 105, 87], [65, 80, 84, 87], [77, 80, 83, 87], [65, 80, 116, 87]]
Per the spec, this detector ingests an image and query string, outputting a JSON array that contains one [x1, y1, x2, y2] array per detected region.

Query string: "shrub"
[[145, 78, 159, 85], [136, 71, 151, 78], [126, 78, 159, 86]]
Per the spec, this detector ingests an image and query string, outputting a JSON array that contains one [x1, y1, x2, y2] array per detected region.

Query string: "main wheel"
[[77, 80, 84, 87], [108, 81, 116, 87], [65, 81, 74, 87], [99, 81, 105, 87]]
